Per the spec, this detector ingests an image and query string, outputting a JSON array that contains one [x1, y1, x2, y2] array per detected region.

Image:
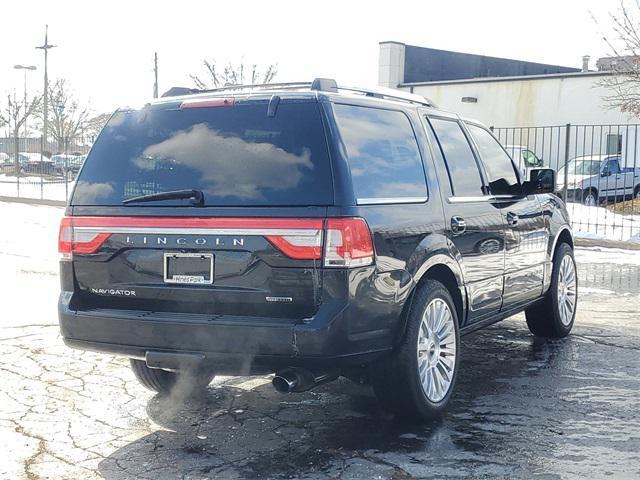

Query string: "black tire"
[[129, 359, 214, 396], [634, 185, 640, 200], [371, 279, 460, 421], [525, 242, 577, 338]]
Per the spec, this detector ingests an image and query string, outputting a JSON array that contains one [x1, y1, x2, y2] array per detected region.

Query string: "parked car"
[[58, 79, 577, 420], [0, 153, 10, 172], [9, 152, 54, 175], [51, 154, 86, 176], [557, 154, 640, 205]]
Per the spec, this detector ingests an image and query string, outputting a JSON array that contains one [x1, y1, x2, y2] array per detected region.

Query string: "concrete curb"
[[0, 196, 66, 207]]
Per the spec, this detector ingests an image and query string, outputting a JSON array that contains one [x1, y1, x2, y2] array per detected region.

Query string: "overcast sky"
[[0, 0, 625, 114]]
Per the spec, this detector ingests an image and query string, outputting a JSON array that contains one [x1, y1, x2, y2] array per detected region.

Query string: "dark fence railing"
[[492, 124, 640, 243], [0, 135, 92, 203]]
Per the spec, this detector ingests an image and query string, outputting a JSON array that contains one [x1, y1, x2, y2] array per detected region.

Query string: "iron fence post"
[[40, 150, 44, 200], [64, 156, 68, 200], [16, 136, 20, 198], [563, 123, 571, 203]]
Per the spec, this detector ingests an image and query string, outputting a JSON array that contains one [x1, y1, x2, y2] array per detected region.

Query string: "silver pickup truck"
[[557, 154, 640, 205]]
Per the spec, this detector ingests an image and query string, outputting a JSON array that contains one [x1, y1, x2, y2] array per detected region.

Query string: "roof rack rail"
[[336, 84, 433, 107], [312, 78, 433, 107], [161, 77, 435, 107], [197, 81, 313, 95]]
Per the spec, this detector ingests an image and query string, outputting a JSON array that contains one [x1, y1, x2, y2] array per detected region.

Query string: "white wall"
[[401, 74, 638, 127], [378, 42, 405, 89]]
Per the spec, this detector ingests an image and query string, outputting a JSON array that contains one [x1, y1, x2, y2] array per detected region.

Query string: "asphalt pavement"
[[1, 202, 638, 479]]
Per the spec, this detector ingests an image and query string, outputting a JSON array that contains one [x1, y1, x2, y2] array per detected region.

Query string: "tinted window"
[[72, 101, 333, 206], [428, 118, 484, 196], [467, 124, 520, 195], [333, 104, 427, 201]]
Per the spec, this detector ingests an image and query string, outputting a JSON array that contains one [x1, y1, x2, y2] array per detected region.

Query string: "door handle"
[[451, 216, 466, 234], [506, 212, 519, 226]]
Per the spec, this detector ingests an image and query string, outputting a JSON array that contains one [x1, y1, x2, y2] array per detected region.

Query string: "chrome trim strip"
[[447, 196, 491, 203], [74, 227, 322, 237], [357, 196, 427, 205], [447, 195, 522, 203]]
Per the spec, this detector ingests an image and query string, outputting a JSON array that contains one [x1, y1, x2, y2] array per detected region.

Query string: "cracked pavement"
[[1, 201, 639, 479]]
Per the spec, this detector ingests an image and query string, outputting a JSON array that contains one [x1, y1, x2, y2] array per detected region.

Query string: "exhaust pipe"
[[272, 370, 300, 393], [272, 368, 338, 393]]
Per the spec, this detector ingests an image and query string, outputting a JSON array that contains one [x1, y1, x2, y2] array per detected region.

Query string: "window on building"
[[606, 134, 622, 155]]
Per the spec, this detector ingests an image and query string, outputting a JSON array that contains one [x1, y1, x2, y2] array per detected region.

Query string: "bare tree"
[[84, 112, 112, 142], [0, 93, 42, 170], [45, 79, 91, 152], [190, 60, 277, 89], [597, 1, 640, 115]]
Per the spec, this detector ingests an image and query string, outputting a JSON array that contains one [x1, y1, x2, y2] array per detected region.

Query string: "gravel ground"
[[1, 202, 639, 480]]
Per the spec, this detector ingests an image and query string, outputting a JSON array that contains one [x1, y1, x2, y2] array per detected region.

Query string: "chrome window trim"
[[447, 195, 522, 203], [356, 196, 428, 205]]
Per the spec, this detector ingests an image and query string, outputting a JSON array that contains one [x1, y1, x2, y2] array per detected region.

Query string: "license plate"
[[163, 253, 214, 285]]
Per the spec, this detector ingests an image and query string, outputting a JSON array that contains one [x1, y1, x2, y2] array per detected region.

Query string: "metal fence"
[[0, 135, 92, 203], [492, 124, 640, 243]]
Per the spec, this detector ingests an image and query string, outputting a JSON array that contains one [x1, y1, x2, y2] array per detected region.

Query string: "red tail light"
[[324, 218, 374, 267], [58, 217, 112, 257]]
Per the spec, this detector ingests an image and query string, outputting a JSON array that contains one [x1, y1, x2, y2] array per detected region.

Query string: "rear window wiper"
[[122, 189, 204, 206]]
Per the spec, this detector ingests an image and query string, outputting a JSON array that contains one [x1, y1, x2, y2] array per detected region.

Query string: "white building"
[[378, 41, 636, 127], [378, 42, 640, 167]]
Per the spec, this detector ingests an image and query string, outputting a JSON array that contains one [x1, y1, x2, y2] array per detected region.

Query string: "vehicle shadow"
[[98, 320, 576, 479]]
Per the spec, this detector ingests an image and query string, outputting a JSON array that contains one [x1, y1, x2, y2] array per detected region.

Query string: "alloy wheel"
[[557, 255, 577, 326], [417, 298, 457, 402], [584, 193, 597, 206]]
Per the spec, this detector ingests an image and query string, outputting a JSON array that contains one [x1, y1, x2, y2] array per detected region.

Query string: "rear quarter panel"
[[324, 102, 462, 339]]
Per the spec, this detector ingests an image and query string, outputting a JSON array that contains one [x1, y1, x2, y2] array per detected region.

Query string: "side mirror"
[[601, 169, 611, 177], [522, 168, 555, 195]]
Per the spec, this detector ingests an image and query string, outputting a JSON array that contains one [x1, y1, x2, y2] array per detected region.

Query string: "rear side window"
[[466, 124, 520, 195], [333, 104, 427, 203], [428, 118, 485, 196], [71, 100, 333, 206]]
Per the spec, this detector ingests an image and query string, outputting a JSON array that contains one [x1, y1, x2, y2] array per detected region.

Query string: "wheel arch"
[[394, 256, 466, 347], [554, 227, 574, 251]]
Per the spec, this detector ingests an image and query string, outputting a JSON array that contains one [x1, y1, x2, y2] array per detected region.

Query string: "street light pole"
[[36, 25, 56, 148], [13, 65, 37, 143]]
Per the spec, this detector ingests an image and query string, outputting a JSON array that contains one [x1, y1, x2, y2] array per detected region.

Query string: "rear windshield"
[[71, 100, 333, 206]]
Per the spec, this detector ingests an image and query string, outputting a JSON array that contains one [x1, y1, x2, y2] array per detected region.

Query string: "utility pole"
[[153, 52, 159, 98], [36, 25, 56, 147]]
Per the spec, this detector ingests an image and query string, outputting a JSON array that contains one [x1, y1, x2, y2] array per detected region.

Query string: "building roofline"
[[403, 44, 579, 71], [400, 70, 614, 87], [379, 41, 406, 46]]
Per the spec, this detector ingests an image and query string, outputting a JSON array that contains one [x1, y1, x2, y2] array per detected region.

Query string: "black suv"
[[58, 78, 577, 419]]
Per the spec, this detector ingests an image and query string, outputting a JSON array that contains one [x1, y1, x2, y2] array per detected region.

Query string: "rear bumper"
[[58, 282, 398, 372]]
